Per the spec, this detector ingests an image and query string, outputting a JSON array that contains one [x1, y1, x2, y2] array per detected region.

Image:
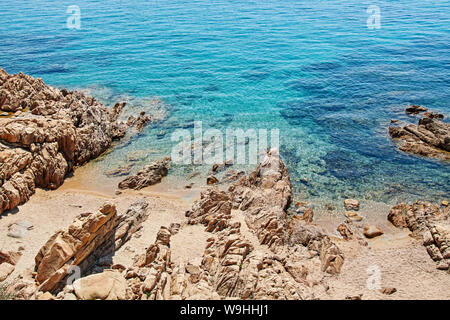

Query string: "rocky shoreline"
[[389, 105, 450, 161], [0, 149, 449, 300], [0, 71, 449, 300], [0, 68, 153, 215]]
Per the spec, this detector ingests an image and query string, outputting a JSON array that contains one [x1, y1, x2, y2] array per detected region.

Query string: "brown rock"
[[73, 270, 128, 300], [0, 263, 15, 281], [363, 225, 384, 238], [389, 107, 450, 161], [380, 287, 397, 295], [387, 201, 450, 270], [345, 211, 363, 222], [0, 68, 137, 215], [206, 176, 219, 185], [405, 105, 427, 114], [344, 199, 360, 211], [0, 250, 22, 265], [118, 158, 170, 190]]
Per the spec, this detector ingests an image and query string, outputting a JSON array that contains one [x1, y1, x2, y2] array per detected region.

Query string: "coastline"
[[2, 156, 449, 300]]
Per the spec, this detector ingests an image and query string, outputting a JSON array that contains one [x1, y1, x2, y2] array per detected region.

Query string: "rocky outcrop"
[[229, 149, 343, 275], [389, 106, 449, 161], [118, 158, 170, 190], [47, 150, 343, 300], [34, 203, 119, 292], [388, 201, 450, 270], [180, 150, 343, 299], [0, 68, 151, 215], [33, 200, 150, 294], [73, 270, 128, 300], [0, 250, 22, 282]]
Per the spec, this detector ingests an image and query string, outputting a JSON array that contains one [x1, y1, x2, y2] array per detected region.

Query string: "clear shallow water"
[[1, 0, 449, 204]]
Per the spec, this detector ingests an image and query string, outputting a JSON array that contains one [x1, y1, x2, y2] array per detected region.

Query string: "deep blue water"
[[1, 0, 449, 204]]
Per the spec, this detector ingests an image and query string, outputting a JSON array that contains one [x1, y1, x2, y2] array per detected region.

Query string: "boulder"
[[363, 225, 384, 238], [73, 270, 128, 300], [118, 158, 170, 190], [345, 211, 363, 222], [405, 105, 427, 114], [206, 176, 219, 185], [344, 199, 360, 211]]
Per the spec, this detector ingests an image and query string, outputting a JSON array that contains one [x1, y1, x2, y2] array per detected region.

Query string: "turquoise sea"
[[1, 0, 449, 205]]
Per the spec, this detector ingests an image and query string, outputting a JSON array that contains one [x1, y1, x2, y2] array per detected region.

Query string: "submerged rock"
[[405, 105, 428, 114], [344, 199, 360, 211]]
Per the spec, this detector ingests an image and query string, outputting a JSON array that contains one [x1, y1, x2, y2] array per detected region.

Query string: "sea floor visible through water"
[[1, 0, 449, 210]]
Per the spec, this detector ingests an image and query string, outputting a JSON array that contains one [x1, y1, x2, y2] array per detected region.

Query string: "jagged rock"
[[388, 201, 450, 270], [344, 199, 360, 211], [0, 68, 140, 215], [123, 226, 173, 300], [389, 107, 450, 161], [363, 225, 384, 238], [405, 105, 427, 114], [113, 200, 150, 249], [33, 200, 150, 293], [73, 270, 128, 300], [424, 112, 444, 119], [0, 250, 22, 265], [118, 158, 170, 190], [34, 202, 118, 292], [337, 223, 354, 240], [127, 111, 151, 132], [184, 149, 343, 299], [298, 208, 314, 223], [0, 263, 15, 281], [206, 176, 219, 185]]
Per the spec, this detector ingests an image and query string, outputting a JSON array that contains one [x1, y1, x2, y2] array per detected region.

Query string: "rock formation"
[[388, 201, 450, 271], [0, 68, 151, 215], [118, 158, 170, 190], [32, 200, 149, 294], [8, 149, 344, 300], [389, 106, 449, 161]]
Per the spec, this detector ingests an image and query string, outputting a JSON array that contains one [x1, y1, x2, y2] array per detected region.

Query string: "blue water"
[[1, 0, 449, 204]]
